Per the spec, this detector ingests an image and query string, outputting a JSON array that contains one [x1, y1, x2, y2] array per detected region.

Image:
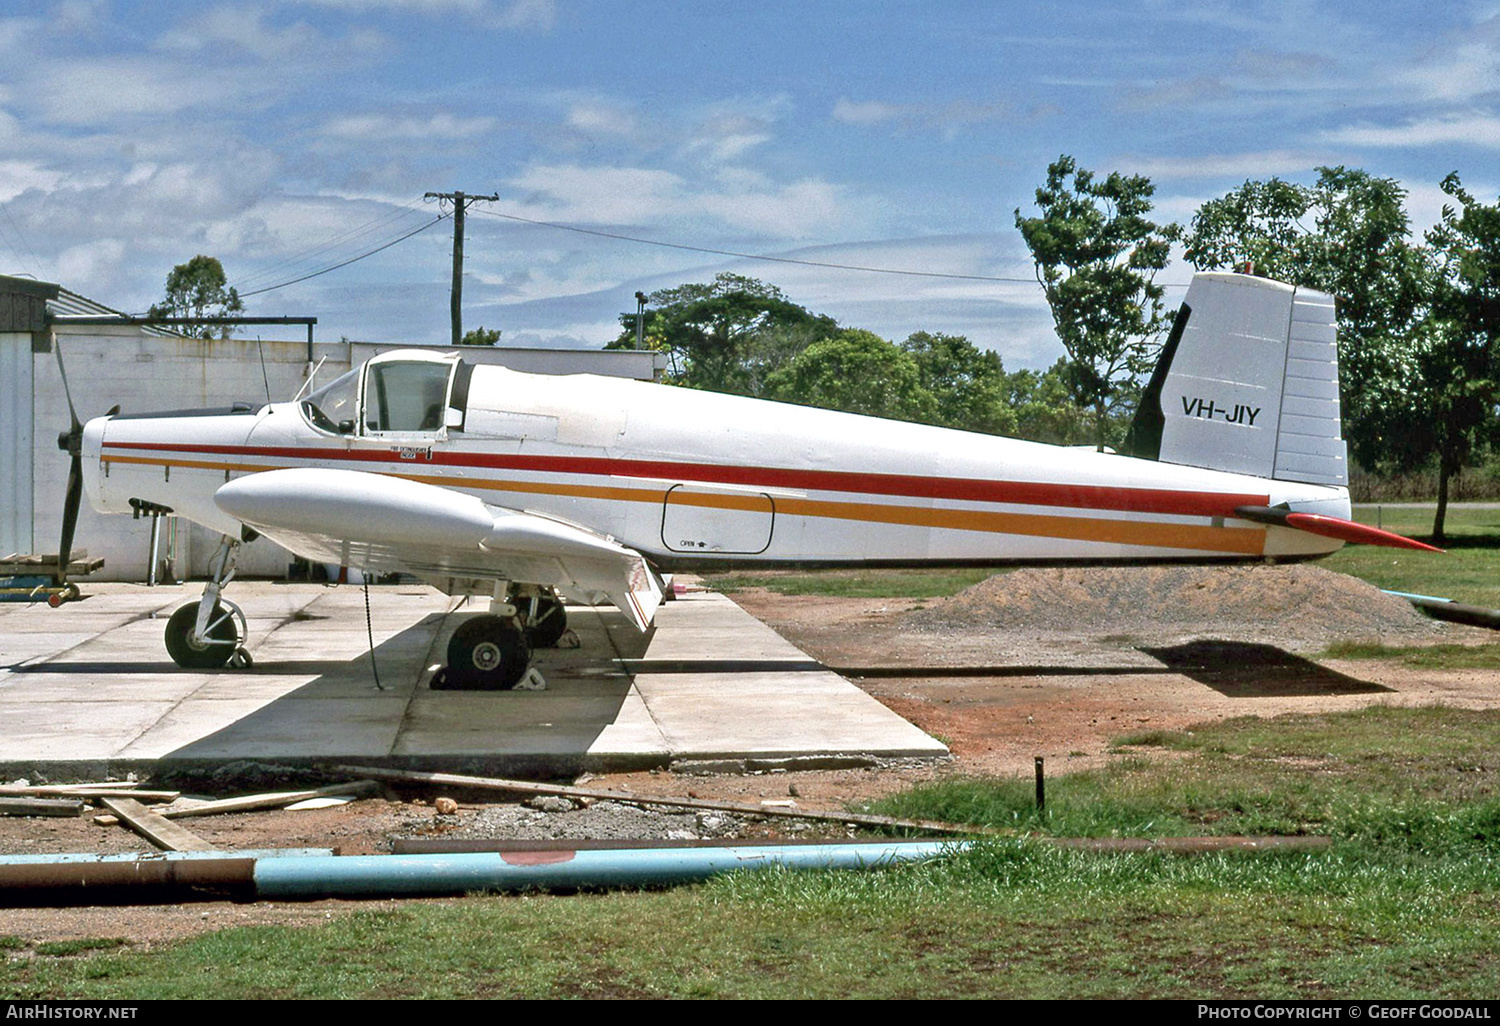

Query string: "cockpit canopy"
[[301, 350, 471, 436]]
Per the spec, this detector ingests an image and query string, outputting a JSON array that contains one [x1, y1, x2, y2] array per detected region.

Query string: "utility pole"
[[424, 190, 498, 347]]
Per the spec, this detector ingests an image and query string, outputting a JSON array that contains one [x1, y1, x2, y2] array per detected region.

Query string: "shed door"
[[1, 334, 33, 555]]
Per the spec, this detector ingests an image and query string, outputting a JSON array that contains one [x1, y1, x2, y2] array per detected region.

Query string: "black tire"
[[164, 602, 237, 669], [524, 594, 568, 649], [445, 615, 531, 690]]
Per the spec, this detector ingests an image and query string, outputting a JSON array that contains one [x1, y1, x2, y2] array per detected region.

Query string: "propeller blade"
[[56, 451, 83, 587], [52, 337, 81, 439]]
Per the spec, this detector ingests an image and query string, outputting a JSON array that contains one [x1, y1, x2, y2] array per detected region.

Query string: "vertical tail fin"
[[1124, 272, 1347, 486]]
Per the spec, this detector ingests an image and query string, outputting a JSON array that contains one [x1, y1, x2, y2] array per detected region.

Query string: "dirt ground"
[[4, 565, 1499, 946]]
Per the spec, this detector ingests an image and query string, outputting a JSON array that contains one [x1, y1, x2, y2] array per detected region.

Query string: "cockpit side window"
[[365, 361, 453, 434], [301, 368, 361, 434]]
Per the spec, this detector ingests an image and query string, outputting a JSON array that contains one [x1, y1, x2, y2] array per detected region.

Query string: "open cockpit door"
[[300, 350, 472, 439]]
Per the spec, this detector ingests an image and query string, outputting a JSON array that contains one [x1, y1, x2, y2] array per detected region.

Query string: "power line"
[[470, 207, 1041, 284], [0, 201, 42, 275], [231, 203, 430, 292], [237, 214, 449, 299]]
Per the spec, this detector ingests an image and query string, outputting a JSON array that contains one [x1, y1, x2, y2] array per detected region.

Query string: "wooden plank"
[[98, 798, 216, 852], [92, 781, 380, 826], [0, 798, 83, 818], [0, 787, 179, 801], [330, 764, 1003, 837], [165, 781, 381, 818]]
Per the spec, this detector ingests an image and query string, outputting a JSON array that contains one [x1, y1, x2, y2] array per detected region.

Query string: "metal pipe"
[[147, 512, 161, 586], [0, 843, 958, 905], [1385, 590, 1500, 631], [254, 842, 960, 900]]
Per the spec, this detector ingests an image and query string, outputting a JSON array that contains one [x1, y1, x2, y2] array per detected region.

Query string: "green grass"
[[1320, 640, 1500, 669], [703, 567, 996, 598], [1325, 504, 1500, 608], [4, 706, 1499, 999], [877, 706, 1500, 843], [31, 939, 128, 958]]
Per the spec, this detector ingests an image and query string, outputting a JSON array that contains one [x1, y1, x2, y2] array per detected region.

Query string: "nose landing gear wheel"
[[164, 603, 239, 669], [439, 615, 532, 690]]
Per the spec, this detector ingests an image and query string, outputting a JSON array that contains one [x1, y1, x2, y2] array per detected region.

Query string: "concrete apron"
[[0, 583, 948, 778]]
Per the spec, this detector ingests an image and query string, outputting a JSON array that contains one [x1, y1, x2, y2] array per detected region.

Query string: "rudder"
[[1124, 272, 1346, 487]]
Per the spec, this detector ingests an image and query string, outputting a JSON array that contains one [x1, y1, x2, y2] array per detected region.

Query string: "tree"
[[1015, 155, 1181, 448], [606, 273, 836, 394], [1004, 359, 1099, 445], [900, 331, 1017, 435], [764, 329, 935, 422], [1179, 177, 1310, 283], [1418, 173, 1500, 540], [461, 325, 502, 345], [148, 255, 244, 339], [1183, 167, 1460, 534]]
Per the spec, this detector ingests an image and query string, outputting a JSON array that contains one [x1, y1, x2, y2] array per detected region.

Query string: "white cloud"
[[323, 111, 500, 141], [1119, 149, 1337, 181], [1397, 39, 1500, 102], [565, 100, 639, 139], [493, 0, 555, 30], [832, 99, 903, 126], [1323, 113, 1500, 150], [0, 14, 43, 52], [29, 58, 276, 124], [678, 98, 789, 164], [504, 162, 853, 239], [156, 6, 326, 59], [0, 160, 64, 203], [832, 96, 1013, 136], [295, 0, 554, 29], [53, 238, 126, 288]]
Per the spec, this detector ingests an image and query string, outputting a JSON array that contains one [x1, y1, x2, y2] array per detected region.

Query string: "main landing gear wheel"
[[524, 594, 568, 649], [164, 602, 239, 669], [440, 615, 532, 690]]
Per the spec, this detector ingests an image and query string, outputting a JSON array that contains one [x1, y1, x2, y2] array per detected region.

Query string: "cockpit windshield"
[[301, 367, 361, 433]]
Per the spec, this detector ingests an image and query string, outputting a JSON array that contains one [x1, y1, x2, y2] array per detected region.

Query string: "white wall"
[[1, 332, 34, 558], [26, 330, 664, 582]]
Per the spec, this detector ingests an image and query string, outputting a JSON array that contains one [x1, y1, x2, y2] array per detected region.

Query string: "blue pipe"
[[254, 841, 961, 899]]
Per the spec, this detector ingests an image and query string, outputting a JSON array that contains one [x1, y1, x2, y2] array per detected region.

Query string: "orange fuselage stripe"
[[102, 454, 1267, 555]]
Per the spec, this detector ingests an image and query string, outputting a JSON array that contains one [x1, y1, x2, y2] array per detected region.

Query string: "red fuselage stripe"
[[101, 440, 1270, 517]]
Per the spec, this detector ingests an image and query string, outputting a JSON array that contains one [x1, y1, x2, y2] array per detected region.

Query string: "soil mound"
[[912, 564, 1439, 650]]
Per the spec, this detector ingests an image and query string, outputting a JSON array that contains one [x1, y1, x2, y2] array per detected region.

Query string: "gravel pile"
[[911, 564, 1441, 651], [398, 798, 748, 843]]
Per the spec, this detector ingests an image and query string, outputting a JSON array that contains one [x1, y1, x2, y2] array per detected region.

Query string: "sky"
[[0, 0, 1496, 368]]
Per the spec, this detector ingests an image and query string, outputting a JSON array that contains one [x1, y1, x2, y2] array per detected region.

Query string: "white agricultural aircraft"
[[51, 272, 1438, 688]]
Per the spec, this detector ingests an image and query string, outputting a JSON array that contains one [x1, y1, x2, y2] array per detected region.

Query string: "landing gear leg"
[[164, 535, 251, 670], [520, 587, 570, 648]]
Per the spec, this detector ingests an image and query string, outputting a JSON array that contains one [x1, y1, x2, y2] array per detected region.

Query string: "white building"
[[0, 274, 664, 582]]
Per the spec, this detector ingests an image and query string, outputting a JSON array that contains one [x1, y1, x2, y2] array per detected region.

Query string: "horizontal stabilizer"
[[1235, 506, 1443, 553]]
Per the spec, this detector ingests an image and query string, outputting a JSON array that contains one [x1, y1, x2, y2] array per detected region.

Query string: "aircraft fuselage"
[[84, 356, 1350, 575]]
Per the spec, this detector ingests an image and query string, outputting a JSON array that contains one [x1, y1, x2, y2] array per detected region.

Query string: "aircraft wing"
[[213, 468, 663, 630]]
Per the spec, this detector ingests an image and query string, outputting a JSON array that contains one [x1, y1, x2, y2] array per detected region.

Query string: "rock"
[[528, 796, 575, 813]]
